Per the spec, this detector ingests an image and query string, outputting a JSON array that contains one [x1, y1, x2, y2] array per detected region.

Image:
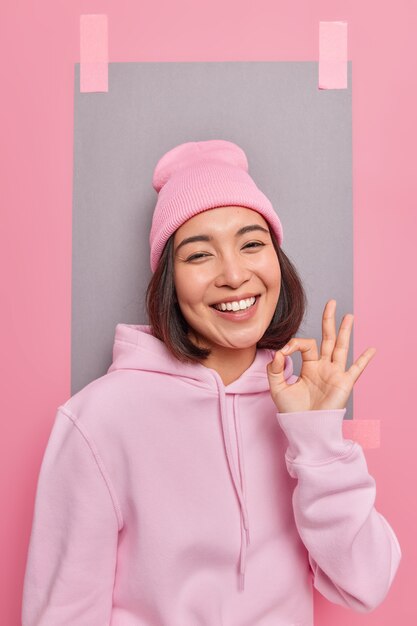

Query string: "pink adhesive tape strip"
[[319, 21, 347, 89], [80, 14, 108, 93], [342, 419, 380, 449]]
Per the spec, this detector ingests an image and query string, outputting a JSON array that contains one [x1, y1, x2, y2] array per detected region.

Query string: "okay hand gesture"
[[266, 299, 377, 414]]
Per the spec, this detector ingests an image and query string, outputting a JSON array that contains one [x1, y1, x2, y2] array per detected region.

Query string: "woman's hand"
[[266, 299, 377, 413]]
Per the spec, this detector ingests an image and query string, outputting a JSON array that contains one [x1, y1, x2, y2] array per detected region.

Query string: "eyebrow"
[[174, 224, 270, 255]]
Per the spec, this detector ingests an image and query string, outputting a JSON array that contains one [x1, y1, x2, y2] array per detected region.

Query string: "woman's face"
[[173, 206, 281, 352]]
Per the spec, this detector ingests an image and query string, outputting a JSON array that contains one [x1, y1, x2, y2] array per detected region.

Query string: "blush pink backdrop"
[[2, 1, 415, 624]]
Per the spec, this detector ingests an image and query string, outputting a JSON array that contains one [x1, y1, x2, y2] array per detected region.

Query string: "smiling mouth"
[[210, 294, 260, 312]]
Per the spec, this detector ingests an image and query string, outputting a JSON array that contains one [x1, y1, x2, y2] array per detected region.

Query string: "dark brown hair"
[[145, 225, 307, 363]]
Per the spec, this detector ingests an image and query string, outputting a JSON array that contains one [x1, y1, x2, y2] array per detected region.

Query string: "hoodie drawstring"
[[214, 376, 250, 592], [234, 394, 250, 591]]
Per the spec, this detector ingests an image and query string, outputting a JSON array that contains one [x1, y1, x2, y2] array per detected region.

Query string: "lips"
[[216, 298, 257, 312], [209, 293, 261, 320], [211, 296, 257, 312], [209, 293, 260, 307]]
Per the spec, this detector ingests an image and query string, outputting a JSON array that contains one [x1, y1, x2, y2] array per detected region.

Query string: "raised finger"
[[346, 347, 377, 383], [281, 337, 319, 362], [320, 299, 337, 360], [332, 313, 354, 370]]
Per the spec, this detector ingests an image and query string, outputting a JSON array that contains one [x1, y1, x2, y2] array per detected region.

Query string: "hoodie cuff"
[[276, 409, 355, 464]]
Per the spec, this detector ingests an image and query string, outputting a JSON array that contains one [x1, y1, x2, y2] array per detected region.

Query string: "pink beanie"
[[149, 139, 284, 273]]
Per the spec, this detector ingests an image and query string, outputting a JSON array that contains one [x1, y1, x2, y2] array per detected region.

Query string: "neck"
[[190, 332, 257, 386]]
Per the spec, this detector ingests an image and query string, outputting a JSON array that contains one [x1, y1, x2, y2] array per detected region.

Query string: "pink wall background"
[[2, 1, 415, 624]]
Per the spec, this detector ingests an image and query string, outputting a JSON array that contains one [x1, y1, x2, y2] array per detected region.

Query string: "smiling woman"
[[146, 203, 307, 382], [22, 139, 401, 626]]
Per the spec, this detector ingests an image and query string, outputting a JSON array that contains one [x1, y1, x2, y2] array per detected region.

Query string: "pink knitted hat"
[[149, 139, 284, 273]]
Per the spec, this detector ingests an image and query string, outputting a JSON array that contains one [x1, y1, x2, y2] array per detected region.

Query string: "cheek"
[[174, 269, 208, 307], [256, 253, 281, 285]]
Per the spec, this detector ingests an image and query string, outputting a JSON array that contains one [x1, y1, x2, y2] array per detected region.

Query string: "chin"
[[220, 333, 264, 350]]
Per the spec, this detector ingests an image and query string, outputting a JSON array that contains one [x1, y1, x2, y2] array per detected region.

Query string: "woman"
[[22, 140, 401, 625]]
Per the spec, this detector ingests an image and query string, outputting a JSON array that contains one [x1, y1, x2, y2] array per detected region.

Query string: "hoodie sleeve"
[[22, 407, 122, 626], [276, 408, 402, 614]]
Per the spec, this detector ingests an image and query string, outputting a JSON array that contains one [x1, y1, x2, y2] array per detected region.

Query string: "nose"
[[214, 251, 252, 288]]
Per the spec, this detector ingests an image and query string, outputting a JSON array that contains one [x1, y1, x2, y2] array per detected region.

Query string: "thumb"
[[266, 349, 287, 380]]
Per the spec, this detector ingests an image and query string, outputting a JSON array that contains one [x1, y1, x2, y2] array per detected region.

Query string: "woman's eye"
[[244, 241, 265, 249], [186, 253, 209, 261]]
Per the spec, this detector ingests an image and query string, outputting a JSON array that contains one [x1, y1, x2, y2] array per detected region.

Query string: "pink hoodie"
[[22, 323, 401, 625]]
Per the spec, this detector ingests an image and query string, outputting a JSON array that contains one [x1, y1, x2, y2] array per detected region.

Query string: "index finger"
[[282, 337, 318, 362]]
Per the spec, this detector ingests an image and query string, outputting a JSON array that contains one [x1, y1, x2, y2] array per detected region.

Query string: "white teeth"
[[214, 296, 256, 312]]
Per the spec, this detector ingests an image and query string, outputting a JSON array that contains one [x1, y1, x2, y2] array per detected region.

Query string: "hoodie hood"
[[107, 323, 295, 591], [107, 323, 294, 394]]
